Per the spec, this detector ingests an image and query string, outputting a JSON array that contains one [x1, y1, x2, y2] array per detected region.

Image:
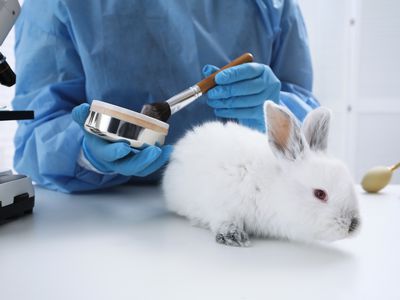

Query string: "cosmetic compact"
[[84, 100, 169, 148]]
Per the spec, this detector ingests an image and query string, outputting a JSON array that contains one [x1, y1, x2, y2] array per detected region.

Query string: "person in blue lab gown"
[[12, 0, 319, 193]]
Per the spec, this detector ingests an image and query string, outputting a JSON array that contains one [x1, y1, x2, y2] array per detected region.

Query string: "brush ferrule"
[[166, 85, 202, 115]]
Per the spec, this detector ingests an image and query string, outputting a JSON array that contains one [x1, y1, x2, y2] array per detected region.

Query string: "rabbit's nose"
[[348, 217, 359, 233]]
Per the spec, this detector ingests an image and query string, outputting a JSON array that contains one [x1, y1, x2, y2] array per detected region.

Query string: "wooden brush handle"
[[196, 52, 254, 94]]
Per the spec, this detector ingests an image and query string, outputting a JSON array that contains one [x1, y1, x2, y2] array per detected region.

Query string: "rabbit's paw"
[[215, 223, 250, 247]]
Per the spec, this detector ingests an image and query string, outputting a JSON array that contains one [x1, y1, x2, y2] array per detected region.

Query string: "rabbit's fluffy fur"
[[163, 101, 360, 246]]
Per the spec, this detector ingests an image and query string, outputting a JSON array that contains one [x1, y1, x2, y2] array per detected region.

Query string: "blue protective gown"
[[13, 0, 318, 192]]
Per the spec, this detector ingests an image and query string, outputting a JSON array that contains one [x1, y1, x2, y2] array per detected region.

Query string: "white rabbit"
[[162, 101, 360, 247]]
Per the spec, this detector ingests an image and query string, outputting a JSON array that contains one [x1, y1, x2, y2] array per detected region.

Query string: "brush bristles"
[[140, 102, 171, 122]]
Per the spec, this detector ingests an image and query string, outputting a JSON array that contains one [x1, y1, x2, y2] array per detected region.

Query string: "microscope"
[[0, 0, 35, 224]]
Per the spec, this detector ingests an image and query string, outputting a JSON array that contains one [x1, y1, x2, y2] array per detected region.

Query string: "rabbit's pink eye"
[[314, 189, 327, 202]]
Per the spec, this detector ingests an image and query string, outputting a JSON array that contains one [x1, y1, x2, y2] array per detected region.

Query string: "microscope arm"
[[0, 0, 21, 46]]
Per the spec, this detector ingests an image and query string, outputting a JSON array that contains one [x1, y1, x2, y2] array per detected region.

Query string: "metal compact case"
[[84, 100, 169, 148]]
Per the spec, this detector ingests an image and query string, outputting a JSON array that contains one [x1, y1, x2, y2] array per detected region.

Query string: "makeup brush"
[[140, 53, 254, 122]]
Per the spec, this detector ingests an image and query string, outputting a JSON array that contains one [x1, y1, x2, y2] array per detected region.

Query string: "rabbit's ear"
[[265, 101, 306, 161], [302, 107, 331, 152]]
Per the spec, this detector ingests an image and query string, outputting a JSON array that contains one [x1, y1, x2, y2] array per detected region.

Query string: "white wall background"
[[1, 0, 399, 183], [299, 0, 400, 183]]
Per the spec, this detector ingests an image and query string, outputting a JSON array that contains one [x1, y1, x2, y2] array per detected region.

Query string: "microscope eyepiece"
[[0, 52, 16, 87]]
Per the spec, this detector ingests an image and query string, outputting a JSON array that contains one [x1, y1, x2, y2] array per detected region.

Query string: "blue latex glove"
[[72, 104, 173, 177], [279, 86, 320, 122], [203, 63, 281, 132]]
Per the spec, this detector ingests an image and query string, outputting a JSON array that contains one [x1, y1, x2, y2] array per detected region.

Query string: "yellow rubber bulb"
[[361, 162, 400, 193]]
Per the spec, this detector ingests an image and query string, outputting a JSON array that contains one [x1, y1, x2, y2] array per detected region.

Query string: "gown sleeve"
[[12, 3, 131, 192]]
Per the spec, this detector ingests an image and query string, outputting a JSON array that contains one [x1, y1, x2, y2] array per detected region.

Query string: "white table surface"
[[0, 184, 399, 300]]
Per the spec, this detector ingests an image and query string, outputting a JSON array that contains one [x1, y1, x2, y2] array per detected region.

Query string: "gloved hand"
[[279, 87, 320, 122], [72, 103, 173, 177], [203, 63, 281, 132]]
